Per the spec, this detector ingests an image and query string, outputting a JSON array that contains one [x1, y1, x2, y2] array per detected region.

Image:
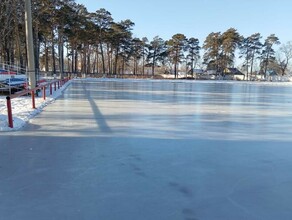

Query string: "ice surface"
[[1, 79, 292, 220]]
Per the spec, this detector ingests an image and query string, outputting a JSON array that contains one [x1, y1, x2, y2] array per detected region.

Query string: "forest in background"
[[1, 0, 292, 79]]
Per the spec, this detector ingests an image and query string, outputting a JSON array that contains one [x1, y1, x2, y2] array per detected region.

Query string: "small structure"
[[190, 69, 204, 78], [224, 68, 245, 80], [266, 70, 277, 76], [196, 70, 218, 80], [266, 69, 279, 81]]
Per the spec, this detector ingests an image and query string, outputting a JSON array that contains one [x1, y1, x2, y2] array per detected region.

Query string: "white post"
[[25, 0, 36, 89]]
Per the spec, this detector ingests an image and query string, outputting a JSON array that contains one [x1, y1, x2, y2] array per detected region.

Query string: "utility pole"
[[25, 0, 36, 89]]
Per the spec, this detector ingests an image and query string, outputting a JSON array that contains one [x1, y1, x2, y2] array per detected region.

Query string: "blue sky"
[[76, 0, 292, 46]]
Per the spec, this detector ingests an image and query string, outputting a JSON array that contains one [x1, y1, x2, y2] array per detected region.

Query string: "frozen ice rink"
[[1, 79, 292, 220]]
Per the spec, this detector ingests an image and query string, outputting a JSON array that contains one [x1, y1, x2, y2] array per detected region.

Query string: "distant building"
[[223, 68, 245, 80], [266, 69, 277, 76], [193, 69, 204, 75], [197, 69, 218, 80], [187, 69, 204, 78]]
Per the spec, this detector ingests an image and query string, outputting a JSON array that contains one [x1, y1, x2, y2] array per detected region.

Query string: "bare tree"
[[277, 41, 292, 75]]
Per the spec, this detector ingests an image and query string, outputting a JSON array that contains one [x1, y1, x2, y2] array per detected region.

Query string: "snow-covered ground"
[[0, 80, 72, 131]]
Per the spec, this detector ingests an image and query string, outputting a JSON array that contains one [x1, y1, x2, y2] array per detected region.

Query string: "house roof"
[[267, 70, 277, 76], [144, 63, 161, 68], [189, 69, 204, 74], [224, 68, 244, 75]]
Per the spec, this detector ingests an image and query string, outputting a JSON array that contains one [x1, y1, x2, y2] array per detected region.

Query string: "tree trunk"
[[152, 51, 156, 76], [191, 57, 194, 78], [66, 44, 70, 73], [71, 48, 74, 73], [44, 39, 49, 72], [174, 62, 177, 79], [250, 51, 255, 80], [246, 57, 249, 80], [136, 58, 138, 75], [142, 53, 145, 76], [93, 48, 98, 74], [114, 47, 119, 75], [133, 56, 136, 75], [174, 49, 178, 79], [74, 49, 78, 73], [107, 43, 111, 74], [85, 45, 90, 74], [122, 57, 125, 75], [51, 29, 56, 75], [14, 7, 23, 72], [58, 29, 64, 78], [34, 22, 40, 80], [99, 41, 106, 75]]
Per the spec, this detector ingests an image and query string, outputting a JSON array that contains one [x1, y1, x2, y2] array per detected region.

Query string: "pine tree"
[[92, 8, 113, 75], [240, 33, 262, 79], [186, 37, 200, 77], [221, 28, 242, 70], [260, 34, 280, 77], [147, 36, 166, 76], [203, 32, 222, 72], [166, 34, 187, 79]]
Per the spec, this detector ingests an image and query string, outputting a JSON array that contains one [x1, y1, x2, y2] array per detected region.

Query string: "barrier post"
[[54, 82, 56, 91], [6, 96, 13, 128], [50, 83, 52, 95], [58, 81, 60, 89], [31, 91, 36, 109], [43, 86, 46, 100]]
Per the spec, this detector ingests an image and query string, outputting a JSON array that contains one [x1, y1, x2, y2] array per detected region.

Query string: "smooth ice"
[[1, 79, 292, 220]]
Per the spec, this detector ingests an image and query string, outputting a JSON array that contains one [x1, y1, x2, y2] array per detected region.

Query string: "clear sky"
[[75, 0, 292, 46]]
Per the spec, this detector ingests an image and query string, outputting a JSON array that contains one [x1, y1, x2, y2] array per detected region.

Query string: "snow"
[[0, 80, 72, 131]]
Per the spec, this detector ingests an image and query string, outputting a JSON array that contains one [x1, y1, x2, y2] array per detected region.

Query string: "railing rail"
[[6, 78, 70, 128]]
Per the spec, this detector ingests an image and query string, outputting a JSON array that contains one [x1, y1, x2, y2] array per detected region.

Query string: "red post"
[[43, 86, 46, 100], [50, 83, 52, 95], [31, 91, 36, 109], [6, 96, 13, 128]]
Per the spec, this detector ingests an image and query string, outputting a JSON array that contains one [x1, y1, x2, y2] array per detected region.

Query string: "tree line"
[[1, 0, 291, 79]]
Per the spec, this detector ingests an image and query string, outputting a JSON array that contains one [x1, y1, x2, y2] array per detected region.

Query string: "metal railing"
[[6, 78, 70, 128]]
